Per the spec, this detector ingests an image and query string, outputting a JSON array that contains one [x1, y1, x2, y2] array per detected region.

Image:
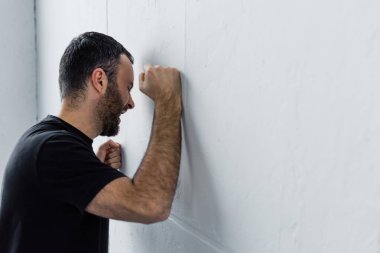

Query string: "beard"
[[96, 82, 124, 137]]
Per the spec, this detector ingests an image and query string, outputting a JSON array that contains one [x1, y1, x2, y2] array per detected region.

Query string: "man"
[[0, 32, 182, 253]]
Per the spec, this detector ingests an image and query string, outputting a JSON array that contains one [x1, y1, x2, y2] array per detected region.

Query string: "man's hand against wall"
[[139, 64, 182, 106], [96, 139, 122, 169]]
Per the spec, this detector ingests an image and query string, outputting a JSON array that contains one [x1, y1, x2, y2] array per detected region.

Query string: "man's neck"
[[58, 101, 99, 140]]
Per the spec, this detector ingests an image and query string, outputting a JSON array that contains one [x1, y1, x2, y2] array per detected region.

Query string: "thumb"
[[99, 139, 119, 149], [107, 139, 121, 149], [99, 139, 111, 149]]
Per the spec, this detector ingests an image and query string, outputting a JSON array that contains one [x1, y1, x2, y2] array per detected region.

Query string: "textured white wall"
[[36, 0, 380, 252], [36, 0, 108, 119], [0, 1, 36, 178]]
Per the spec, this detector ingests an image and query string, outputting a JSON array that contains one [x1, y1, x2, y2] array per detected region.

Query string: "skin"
[[59, 54, 182, 224]]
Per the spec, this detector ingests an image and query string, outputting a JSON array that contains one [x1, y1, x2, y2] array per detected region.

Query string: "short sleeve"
[[37, 134, 126, 212]]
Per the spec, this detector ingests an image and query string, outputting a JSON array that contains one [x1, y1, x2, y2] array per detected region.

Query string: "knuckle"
[[171, 68, 180, 76], [146, 67, 154, 74]]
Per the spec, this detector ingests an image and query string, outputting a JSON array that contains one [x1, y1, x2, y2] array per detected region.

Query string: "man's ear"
[[91, 68, 108, 94]]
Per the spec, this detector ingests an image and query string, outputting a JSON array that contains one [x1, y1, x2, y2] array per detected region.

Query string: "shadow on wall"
[[131, 74, 230, 252]]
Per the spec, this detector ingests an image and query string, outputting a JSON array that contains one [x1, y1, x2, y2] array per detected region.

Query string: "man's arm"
[[86, 65, 182, 224]]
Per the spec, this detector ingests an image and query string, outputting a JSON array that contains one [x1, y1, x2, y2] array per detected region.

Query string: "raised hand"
[[139, 64, 182, 107]]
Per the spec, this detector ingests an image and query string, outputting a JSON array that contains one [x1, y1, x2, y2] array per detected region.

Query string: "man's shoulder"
[[21, 124, 71, 149], [22, 115, 66, 139], [22, 115, 87, 147], [10, 115, 94, 166]]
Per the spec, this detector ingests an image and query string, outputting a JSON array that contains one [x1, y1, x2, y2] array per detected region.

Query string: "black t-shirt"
[[0, 115, 126, 253]]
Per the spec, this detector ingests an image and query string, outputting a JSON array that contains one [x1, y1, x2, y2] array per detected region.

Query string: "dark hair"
[[59, 31, 134, 100]]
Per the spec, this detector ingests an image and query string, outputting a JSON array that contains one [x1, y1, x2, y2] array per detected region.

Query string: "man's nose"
[[121, 96, 135, 114], [128, 96, 135, 109]]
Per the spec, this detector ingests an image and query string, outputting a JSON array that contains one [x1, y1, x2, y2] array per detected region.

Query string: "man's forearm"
[[132, 99, 182, 217]]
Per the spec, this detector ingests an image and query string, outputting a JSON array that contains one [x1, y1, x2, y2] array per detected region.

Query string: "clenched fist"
[[96, 139, 122, 169], [139, 64, 182, 106]]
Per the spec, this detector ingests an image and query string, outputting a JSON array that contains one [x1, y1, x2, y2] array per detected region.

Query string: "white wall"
[[36, 0, 380, 252], [0, 1, 36, 178], [36, 0, 108, 118]]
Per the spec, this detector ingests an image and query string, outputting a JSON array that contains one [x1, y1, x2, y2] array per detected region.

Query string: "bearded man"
[[0, 31, 182, 253]]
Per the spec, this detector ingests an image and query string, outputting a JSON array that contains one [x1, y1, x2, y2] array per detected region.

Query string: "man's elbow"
[[142, 203, 171, 224], [155, 207, 171, 222]]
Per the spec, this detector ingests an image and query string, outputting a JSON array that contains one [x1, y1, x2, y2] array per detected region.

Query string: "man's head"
[[59, 32, 135, 136]]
